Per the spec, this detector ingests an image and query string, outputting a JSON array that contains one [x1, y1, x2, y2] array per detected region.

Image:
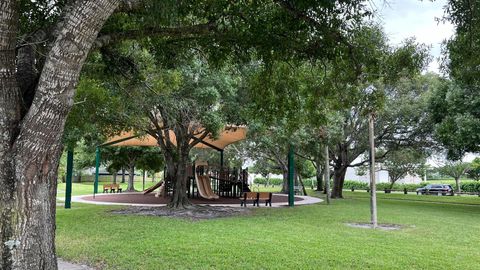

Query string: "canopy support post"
[[65, 149, 73, 209], [220, 150, 224, 168], [94, 147, 100, 197], [288, 144, 295, 207]]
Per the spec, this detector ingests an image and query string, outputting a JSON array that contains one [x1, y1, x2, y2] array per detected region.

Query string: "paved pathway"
[[58, 259, 94, 270], [66, 193, 323, 207]]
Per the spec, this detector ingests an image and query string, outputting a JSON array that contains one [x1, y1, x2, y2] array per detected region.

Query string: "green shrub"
[[460, 181, 480, 192], [342, 181, 427, 192], [376, 183, 393, 190], [253, 177, 283, 186], [343, 180, 369, 190]]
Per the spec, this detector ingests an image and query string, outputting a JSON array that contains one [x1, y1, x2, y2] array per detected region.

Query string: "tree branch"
[[93, 22, 217, 49]]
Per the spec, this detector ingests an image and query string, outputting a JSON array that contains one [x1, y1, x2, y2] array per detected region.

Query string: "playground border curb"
[[65, 193, 323, 208]]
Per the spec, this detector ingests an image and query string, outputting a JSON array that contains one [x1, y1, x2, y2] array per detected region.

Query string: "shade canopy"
[[104, 126, 247, 151]]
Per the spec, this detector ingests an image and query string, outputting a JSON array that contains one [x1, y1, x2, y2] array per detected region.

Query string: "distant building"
[[345, 167, 423, 184]]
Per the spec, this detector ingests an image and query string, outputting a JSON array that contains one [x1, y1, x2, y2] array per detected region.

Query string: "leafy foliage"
[[381, 148, 426, 187], [434, 1, 480, 158], [466, 157, 480, 181]]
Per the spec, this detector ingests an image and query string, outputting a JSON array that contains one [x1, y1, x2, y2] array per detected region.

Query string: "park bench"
[[103, 183, 122, 193], [240, 192, 273, 207], [258, 192, 273, 206]]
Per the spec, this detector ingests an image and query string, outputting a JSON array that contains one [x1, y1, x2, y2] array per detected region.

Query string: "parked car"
[[416, 184, 454, 196]]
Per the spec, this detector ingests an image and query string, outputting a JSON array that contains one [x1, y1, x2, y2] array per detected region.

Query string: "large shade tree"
[[0, 0, 374, 267], [100, 50, 244, 208], [327, 70, 433, 198], [432, 1, 480, 159]]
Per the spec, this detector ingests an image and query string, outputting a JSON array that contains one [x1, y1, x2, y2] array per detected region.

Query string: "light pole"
[[364, 85, 378, 228], [369, 112, 377, 228]]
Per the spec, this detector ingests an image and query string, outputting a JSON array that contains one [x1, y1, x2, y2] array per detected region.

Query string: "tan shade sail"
[[104, 126, 247, 150]]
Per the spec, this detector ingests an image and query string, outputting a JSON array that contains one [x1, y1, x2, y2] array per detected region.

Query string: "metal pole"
[[65, 149, 74, 209], [288, 144, 295, 207], [324, 145, 330, 205], [142, 170, 146, 191], [369, 113, 378, 228], [94, 147, 100, 196], [220, 150, 224, 168]]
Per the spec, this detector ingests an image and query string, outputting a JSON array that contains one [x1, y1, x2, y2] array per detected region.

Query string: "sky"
[[372, 1, 478, 163], [372, 0, 454, 73]]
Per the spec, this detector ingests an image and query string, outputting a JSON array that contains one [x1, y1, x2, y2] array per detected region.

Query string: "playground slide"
[[143, 181, 164, 195], [195, 174, 214, 199], [202, 176, 219, 199], [155, 182, 165, 198], [194, 161, 219, 200]]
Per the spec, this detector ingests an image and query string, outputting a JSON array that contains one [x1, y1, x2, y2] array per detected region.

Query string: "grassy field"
[[57, 180, 158, 197], [56, 189, 480, 270]]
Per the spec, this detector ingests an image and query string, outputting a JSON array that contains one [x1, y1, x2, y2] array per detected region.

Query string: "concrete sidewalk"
[[58, 259, 94, 270]]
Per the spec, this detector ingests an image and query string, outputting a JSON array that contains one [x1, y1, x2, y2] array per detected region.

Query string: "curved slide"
[[195, 162, 219, 200], [202, 175, 219, 199]]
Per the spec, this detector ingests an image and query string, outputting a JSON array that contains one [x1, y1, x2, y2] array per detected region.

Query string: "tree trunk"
[[298, 175, 307, 195], [126, 164, 136, 192], [112, 171, 117, 184], [155, 125, 194, 209], [330, 143, 350, 199], [164, 148, 191, 209], [281, 169, 289, 194], [121, 168, 126, 183], [331, 166, 347, 198], [0, 1, 121, 269], [389, 179, 396, 189], [455, 177, 461, 193], [315, 161, 324, 191]]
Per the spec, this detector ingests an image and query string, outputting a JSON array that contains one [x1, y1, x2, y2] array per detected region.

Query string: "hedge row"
[[460, 182, 480, 192], [253, 178, 480, 192], [343, 180, 429, 192], [253, 178, 283, 185]]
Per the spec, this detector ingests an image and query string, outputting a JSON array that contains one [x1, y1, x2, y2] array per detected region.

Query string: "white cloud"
[[372, 0, 454, 73]]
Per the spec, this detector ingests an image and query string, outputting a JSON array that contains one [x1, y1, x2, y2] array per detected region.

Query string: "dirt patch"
[[111, 205, 252, 220], [345, 222, 404, 231]]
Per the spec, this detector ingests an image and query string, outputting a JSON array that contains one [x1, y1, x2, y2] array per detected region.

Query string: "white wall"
[[345, 167, 423, 184]]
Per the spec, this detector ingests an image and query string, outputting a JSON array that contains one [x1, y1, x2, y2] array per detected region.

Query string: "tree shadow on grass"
[[110, 205, 252, 221]]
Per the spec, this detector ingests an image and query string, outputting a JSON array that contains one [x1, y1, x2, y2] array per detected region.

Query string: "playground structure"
[[169, 161, 249, 199], [143, 161, 250, 199], [64, 125, 297, 208], [92, 126, 250, 200]]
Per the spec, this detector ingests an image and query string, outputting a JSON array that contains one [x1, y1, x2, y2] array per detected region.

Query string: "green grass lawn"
[[56, 190, 480, 269], [57, 180, 158, 197]]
